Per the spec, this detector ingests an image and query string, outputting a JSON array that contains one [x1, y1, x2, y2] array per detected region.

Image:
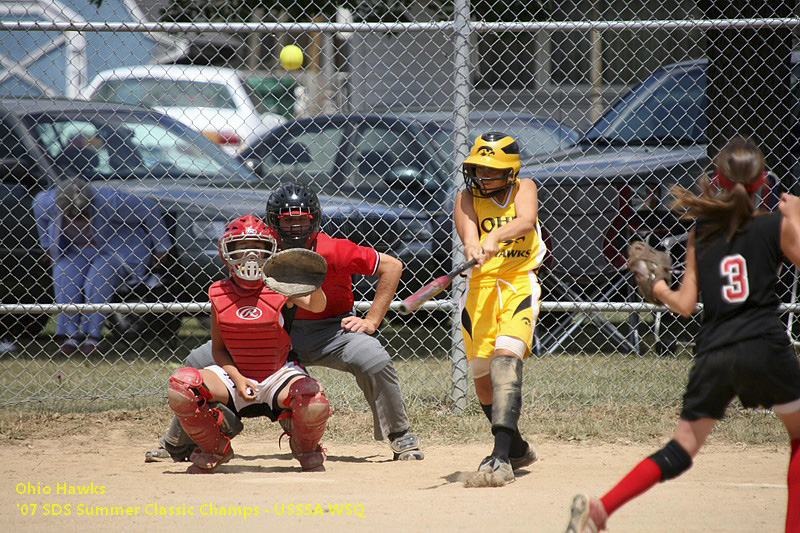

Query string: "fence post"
[[449, 0, 472, 414]]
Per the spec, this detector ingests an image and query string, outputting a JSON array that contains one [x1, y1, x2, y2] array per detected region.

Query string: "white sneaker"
[[565, 494, 607, 533]]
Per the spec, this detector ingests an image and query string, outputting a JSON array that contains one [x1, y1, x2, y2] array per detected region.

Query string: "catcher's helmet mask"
[[266, 182, 322, 250], [219, 215, 277, 289], [463, 132, 521, 199]]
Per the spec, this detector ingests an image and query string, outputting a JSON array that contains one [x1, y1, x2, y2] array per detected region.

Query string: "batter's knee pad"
[[287, 377, 330, 468], [167, 367, 231, 457], [490, 356, 523, 432], [648, 439, 693, 481]]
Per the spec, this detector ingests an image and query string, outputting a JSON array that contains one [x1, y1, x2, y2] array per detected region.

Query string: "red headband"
[[712, 170, 768, 193]]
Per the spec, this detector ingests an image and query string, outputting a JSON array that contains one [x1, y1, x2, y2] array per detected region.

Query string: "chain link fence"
[[1, 0, 799, 410]]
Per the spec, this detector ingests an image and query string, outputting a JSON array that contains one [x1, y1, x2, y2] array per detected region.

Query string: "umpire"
[[146, 183, 424, 462]]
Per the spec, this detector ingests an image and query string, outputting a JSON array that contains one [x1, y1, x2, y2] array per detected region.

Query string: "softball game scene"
[[3, 1, 800, 532]]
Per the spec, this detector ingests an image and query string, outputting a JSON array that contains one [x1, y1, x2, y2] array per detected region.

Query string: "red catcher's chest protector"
[[209, 279, 291, 381]]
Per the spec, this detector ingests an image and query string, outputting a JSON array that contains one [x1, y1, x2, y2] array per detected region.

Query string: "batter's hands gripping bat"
[[398, 259, 479, 315]]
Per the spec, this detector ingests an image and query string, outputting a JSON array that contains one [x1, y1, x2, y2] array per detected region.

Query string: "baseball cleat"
[[509, 442, 538, 471], [144, 447, 172, 463], [294, 444, 327, 472], [565, 493, 607, 533], [390, 432, 424, 461], [464, 455, 515, 487], [187, 447, 234, 473]]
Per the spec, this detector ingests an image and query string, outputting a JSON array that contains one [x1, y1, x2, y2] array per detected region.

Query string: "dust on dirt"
[[0, 410, 791, 533]]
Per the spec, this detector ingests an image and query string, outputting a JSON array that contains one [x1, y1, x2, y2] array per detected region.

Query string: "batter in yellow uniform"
[[455, 132, 546, 487]]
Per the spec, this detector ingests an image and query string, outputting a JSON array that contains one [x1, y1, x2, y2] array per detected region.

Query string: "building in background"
[[0, 0, 186, 98]]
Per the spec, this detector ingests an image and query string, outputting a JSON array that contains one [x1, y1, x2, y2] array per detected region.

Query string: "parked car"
[[238, 114, 454, 280], [409, 110, 579, 170], [239, 112, 583, 294], [81, 65, 285, 155], [524, 54, 800, 277], [0, 99, 435, 338], [522, 54, 800, 354]]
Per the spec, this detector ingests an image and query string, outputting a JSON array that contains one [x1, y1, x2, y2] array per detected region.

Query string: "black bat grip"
[[450, 258, 478, 278]]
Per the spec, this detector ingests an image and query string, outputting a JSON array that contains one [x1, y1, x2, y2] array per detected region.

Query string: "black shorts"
[[680, 337, 800, 421]]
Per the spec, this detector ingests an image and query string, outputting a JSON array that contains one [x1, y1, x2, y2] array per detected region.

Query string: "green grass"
[[0, 316, 792, 446]]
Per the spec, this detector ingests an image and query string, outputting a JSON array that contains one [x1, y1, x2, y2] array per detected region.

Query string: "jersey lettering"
[[496, 249, 532, 258], [720, 254, 749, 303], [480, 216, 514, 233]]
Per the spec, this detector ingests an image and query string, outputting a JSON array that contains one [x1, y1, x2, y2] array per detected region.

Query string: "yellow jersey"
[[469, 180, 547, 286]]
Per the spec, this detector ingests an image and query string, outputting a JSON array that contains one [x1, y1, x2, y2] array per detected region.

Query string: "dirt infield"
[[1, 421, 791, 533]]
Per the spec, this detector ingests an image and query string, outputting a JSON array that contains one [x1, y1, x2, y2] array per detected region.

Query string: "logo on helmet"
[[236, 306, 263, 320], [477, 146, 495, 157]]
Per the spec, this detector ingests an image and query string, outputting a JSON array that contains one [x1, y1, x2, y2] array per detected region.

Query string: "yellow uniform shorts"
[[459, 271, 542, 361]]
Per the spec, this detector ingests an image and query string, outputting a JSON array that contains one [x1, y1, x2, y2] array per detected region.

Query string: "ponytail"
[[671, 137, 764, 242]]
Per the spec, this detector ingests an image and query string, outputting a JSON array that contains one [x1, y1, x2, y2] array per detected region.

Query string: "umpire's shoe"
[[144, 447, 172, 463], [390, 431, 424, 461]]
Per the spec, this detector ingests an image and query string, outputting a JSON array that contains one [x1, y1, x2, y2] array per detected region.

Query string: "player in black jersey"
[[565, 137, 800, 533]]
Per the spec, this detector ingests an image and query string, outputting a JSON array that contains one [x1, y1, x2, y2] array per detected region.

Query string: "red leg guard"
[[287, 377, 330, 471], [787, 440, 800, 533], [167, 367, 232, 458]]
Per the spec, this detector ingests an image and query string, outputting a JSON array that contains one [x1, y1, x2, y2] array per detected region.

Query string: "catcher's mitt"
[[262, 249, 327, 298], [626, 241, 672, 304]]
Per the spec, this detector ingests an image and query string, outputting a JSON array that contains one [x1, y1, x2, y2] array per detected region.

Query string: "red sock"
[[600, 457, 662, 517], [788, 440, 800, 533]]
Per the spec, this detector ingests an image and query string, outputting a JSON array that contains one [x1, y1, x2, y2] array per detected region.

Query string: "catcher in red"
[[166, 215, 330, 474], [566, 138, 800, 532]]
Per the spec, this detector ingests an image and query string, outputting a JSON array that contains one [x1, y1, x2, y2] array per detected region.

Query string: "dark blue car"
[[523, 54, 799, 279], [0, 100, 436, 339]]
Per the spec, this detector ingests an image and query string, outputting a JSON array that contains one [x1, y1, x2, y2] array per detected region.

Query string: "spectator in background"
[[33, 175, 171, 355]]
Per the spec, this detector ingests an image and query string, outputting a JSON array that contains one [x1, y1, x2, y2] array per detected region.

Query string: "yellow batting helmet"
[[462, 132, 521, 197]]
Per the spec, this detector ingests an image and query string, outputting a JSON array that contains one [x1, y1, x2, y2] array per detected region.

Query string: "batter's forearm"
[[486, 217, 536, 244]]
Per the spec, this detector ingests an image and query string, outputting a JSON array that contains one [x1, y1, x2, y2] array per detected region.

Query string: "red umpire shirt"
[[295, 233, 381, 320]]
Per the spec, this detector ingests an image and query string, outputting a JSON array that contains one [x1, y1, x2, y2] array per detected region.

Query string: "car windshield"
[[240, 78, 271, 116], [93, 78, 236, 110], [427, 119, 571, 166], [583, 66, 708, 145], [29, 112, 249, 182]]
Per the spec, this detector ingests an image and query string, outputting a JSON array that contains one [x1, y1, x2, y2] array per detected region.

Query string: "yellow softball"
[[280, 45, 304, 71]]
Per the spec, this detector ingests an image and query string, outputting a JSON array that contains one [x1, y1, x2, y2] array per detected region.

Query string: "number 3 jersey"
[[469, 180, 548, 287], [695, 212, 787, 353]]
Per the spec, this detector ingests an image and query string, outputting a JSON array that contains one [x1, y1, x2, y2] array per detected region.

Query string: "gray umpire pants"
[[162, 314, 411, 452], [291, 315, 411, 441]]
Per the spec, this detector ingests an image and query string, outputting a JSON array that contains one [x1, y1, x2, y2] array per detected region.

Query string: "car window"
[[352, 123, 430, 189], [586, 67, 707, 144], [255, 124, 345, 194], [241, 79, 270, 116], [30, 115, 238, 180], [471, 120, 567, 156], [93, 79, 237, 110]]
